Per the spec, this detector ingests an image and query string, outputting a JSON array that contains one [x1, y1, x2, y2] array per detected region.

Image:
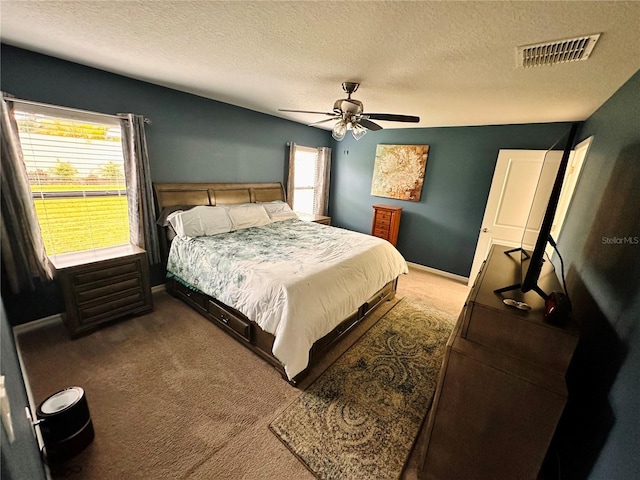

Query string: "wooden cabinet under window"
[[297, 213, 331, 225], [371, 205, 402, 246], [51, 245, 153, 338], [420, 244, 579, 480]]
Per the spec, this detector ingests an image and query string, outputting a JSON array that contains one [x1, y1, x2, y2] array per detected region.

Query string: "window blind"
[[14, 106, 130, 256], [292, 145, 319, 215]]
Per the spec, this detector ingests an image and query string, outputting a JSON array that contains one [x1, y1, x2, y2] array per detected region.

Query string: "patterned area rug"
[[269, 298, 456, 480]]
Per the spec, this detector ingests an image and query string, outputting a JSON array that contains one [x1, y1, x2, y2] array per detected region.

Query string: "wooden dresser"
[[51, 245, 153, 338], [420, 244, 579, 480], [371, 204, 402, 246]]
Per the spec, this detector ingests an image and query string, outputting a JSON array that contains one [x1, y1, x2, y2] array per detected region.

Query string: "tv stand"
[[493, 247, 549, 299], [494, 282, 549, 300], [420, 244, 579, 480], [502, 246, 530, 259]]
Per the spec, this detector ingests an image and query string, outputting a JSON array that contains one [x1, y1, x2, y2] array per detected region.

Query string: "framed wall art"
[[371, 144, 429, 201]]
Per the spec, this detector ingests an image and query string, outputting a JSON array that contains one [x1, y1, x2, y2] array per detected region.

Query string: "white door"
[[549, 136, 592, 244], [468, 149, 563, 285]]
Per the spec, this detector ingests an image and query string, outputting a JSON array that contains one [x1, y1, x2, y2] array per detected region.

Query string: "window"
[[288, 144, 331, 216], [14, 105, 130, 256], [291, 145, 320, 214]]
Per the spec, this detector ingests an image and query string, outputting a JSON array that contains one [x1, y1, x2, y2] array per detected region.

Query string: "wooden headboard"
[[153, 182, 286, 212], [153, 182, 287, 261]]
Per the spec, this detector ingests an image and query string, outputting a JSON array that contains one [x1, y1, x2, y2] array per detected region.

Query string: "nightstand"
[[51, 244, 153, 338], [297, 213, 331, 225]]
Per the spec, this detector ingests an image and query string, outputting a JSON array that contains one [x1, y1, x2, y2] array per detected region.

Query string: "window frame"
[[290, 144, 321, 215], [14, 104, 132, 258]]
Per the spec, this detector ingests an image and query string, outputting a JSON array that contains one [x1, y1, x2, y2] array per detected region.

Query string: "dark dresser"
[[51, 245, 153, 337], [420, 244, 579, 479]]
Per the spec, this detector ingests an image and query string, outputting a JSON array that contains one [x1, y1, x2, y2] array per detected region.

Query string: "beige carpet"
[[17, 267, 469, 480], [270, 299, 455, 480]]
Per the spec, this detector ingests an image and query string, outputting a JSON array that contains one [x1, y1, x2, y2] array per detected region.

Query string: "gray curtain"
[[0, 95, 54, 293], [314, 146, 331, 216], [120, 114, 160, 265], [286, 142, 296, 209]]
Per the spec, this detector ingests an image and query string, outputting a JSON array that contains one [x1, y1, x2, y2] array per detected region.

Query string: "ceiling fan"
[[279, 82, 420, 141]]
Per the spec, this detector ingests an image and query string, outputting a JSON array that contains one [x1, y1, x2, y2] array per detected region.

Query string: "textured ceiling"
[[2, 1, 639, 129]]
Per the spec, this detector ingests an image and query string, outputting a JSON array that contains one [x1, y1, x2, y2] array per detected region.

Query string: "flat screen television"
[[495, 122, 580, 300]]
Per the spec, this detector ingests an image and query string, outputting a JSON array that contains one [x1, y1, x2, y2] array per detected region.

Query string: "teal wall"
[[0, 44, 332, 183], [329, 123, 572, 276], [551, 69, 640, 479]]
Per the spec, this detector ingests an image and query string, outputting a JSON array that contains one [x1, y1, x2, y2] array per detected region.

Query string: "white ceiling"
[[2, 1, 640, 129]]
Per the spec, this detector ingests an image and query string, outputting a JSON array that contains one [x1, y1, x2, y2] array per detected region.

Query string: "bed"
[[153, 182, 408, 384]]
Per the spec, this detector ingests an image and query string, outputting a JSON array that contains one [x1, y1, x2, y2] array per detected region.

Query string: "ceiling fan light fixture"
[[332, 119, 347, 141], [351, 123, 367, 141]]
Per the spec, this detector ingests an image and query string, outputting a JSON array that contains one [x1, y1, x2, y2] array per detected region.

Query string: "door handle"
[[482, 227, 489, 233]]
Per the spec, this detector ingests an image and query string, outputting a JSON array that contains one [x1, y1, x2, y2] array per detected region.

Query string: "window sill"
[[49, 244, 144, 270]]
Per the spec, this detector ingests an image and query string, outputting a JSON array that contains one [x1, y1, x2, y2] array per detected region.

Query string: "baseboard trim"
[[13, 314, 63, 336], [14, 286, 165, 335], [406, 262, 469, 284]]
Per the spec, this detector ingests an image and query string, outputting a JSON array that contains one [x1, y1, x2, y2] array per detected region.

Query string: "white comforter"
[[166, 219, 408, 379]]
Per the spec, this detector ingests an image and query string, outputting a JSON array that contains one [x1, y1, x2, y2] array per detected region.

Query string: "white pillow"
[[261, 201, 298, 222], [226, 203, 272, 230], [168, 206, 232, 238]]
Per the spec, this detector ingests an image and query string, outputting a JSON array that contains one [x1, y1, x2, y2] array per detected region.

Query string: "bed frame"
[[153, 182, 398, 385]]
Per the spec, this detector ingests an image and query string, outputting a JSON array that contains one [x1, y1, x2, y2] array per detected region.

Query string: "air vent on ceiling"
[[517, 34, 601, 68]]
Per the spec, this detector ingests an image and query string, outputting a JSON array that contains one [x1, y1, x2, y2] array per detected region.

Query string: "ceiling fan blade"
[[308, 117, 339, 127], [358, 118, 383, 131], [365, 113, 420, 123], [279, 109, 334, 116]]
